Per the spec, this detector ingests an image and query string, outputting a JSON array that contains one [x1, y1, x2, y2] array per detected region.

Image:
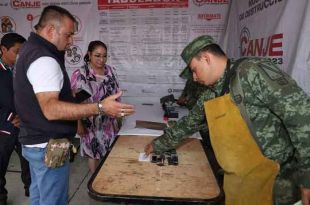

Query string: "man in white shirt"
[[14, 5, 135, 205]]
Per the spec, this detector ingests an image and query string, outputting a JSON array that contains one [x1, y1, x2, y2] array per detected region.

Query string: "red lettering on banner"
[[241, 33, 283, 57], [269, 33, 283, 56], [198, 13, 221, 21], [11, 0, 41, 9], [26, 14, 33, 21], [254, 38, 263, 56]]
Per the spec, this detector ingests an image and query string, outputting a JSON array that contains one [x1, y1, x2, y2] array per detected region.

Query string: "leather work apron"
[[204, 94, 279, 205]]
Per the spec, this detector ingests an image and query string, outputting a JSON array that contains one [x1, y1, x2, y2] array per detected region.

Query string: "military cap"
[[179, 65, 192, 79], [180, 35, 215, 78]]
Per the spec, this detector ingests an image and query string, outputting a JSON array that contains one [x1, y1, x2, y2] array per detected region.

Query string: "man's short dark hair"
[[34, 5, 77, 31], [0, 33, 26, 49], [195, 43, 226, 59]]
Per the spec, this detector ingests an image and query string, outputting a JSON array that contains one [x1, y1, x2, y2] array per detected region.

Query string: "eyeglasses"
[[93, 54, 107, 59]]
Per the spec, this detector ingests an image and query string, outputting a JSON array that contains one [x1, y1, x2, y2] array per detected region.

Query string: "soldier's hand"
[[101, 91, 135, 118], [144, 143, 154, 156], [301, 187, 310, 205], [176, 96, 188, 106]]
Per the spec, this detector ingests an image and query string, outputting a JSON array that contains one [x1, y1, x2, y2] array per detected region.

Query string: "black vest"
[[14, 32, 77, 145]]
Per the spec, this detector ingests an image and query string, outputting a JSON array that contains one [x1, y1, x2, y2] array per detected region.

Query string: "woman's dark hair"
[[84, 40, 107, 63], [195, 43, 226, 59], [0, 33, 26, 49]]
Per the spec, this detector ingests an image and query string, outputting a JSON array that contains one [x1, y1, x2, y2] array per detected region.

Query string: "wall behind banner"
[[1, 0, 309, 105], [223, 0, 310, 94]]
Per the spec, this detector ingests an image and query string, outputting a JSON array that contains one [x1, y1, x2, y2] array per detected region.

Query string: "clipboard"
[[75, 90, 91, 103]]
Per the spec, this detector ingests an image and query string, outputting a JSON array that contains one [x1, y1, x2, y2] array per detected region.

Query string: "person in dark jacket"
[[14, 5, 134, 205], [0, 33, 31, 205]]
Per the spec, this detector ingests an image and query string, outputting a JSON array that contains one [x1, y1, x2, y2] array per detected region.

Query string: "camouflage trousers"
[[273, 160, 300, 205]]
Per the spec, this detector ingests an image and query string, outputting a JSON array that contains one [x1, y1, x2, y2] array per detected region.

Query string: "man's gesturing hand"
[[100, 91, 135, 118]]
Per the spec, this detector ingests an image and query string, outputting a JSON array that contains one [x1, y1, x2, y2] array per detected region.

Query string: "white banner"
[[97, 0, 230, 102], [0, 0, 98, 75], [2, 0, 308, 101], [223, 0, 310, 94], [0, 0, 230, 103]]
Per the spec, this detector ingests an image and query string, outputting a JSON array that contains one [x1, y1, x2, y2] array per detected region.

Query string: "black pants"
[[0, 133, 31, 202]]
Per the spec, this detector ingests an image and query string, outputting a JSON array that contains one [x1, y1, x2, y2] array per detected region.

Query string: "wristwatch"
[[97, 102, 104, 116]]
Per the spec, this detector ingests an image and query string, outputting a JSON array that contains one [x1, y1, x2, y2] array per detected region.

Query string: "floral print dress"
[[71, 63, 120, 159]]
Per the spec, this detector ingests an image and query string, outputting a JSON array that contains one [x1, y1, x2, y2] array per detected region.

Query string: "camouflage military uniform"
[[178, 70, 211, 146], [152, 58, 310, 205], [179, 78, 208, 110]]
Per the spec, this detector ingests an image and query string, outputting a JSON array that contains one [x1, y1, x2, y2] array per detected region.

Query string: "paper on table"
[[117, 102, 202, 139], [138, 153, 151, 162], [293, 201, 301, 205], [118, 127, 163, 136]]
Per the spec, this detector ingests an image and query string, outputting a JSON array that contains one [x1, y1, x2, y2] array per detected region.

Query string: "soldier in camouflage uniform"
[[177, 66, 222, 178], [178, 68, 217, 148], [177, 74, 207, 110], [145, 35, 310, 205]]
